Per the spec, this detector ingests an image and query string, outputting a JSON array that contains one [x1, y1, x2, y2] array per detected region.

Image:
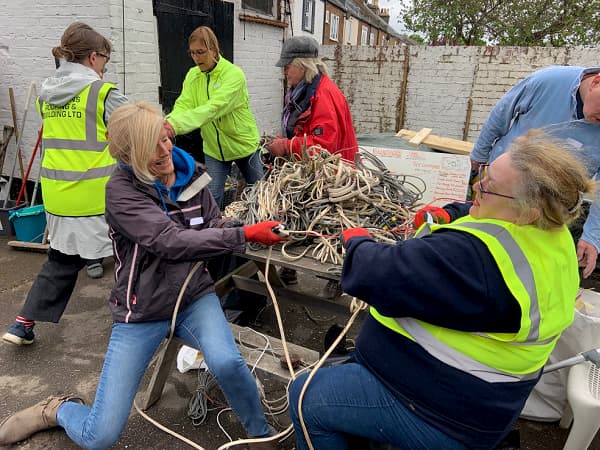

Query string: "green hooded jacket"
[[166, 56, 259, 161]]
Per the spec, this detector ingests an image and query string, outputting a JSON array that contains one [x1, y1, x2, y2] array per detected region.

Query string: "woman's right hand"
[[244, 221, 288, 246]]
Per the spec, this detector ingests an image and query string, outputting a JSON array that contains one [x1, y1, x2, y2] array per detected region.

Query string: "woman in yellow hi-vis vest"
[[2, 22, 127, 346], [288, 131, 596, 450]]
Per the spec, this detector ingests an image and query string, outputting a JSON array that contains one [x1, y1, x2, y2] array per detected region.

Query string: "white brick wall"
[[325, 44, 600, 144], [0, 0, 160, 181]]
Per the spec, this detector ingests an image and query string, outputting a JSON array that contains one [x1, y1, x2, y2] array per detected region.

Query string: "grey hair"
[[291, 57, 330, 83]]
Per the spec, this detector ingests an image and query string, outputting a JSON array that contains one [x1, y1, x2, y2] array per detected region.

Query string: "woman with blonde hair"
[[0, 101, 284, 449], [290, 131, 594, 450]]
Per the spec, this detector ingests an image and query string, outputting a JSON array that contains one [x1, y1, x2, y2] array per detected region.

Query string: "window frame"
[[330, 13, 339, 41], [302, 0, 315, 32]]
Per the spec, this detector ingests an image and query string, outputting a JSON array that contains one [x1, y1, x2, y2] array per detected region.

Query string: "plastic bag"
[[176, 345, 206, 373], [521, 289, 600, 421]]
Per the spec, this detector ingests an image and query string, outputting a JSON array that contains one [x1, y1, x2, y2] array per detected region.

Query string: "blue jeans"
[[56, 293, 270, 449], [288, 362, 468, 450], [204, 151, 263, 208]]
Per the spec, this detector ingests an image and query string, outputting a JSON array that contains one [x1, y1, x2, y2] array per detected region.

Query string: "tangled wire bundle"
[[224, 148, 426, 265]]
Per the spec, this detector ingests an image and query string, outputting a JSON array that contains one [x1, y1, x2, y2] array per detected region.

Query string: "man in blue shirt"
[[471, 65, 600, 278]]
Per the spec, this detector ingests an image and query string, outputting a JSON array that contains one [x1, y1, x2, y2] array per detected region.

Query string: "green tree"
[[400, 0, 600, 46]]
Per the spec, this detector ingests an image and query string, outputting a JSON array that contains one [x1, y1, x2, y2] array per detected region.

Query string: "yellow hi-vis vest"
[[38, 80, 116, 216], [370, 216, 578, 383]]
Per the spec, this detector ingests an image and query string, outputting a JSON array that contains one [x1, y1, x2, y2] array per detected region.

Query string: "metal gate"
[[153, 0, 234, 161]]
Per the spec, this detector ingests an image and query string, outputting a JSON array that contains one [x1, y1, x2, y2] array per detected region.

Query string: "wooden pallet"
[[396, 128, 474, 155]]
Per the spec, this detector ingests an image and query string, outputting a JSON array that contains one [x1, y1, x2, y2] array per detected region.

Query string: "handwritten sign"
[[361, 146, 471, 206]]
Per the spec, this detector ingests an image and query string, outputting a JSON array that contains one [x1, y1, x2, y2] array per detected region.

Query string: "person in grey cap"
[[266, 35, 358, 293], [265, 35, 358, 162]]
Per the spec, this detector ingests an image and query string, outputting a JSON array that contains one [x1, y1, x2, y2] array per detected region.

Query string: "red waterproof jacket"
[[289, 75, 358, 162]]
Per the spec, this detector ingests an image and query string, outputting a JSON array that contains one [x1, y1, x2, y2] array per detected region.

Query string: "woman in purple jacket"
[[0, 102, 283, 450]]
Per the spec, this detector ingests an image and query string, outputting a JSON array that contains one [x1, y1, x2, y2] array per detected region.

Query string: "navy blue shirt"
[[341, 203, 535, 449]]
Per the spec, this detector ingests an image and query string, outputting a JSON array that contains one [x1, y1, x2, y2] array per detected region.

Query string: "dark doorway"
[[153, 0, 234, 162]]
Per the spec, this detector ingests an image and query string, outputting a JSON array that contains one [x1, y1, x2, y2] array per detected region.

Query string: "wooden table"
[[139, 245, 355, 410], [224, 246, 353, 317]]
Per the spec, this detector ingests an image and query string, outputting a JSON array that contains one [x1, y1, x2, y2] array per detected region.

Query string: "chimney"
[[379, 7, 390, 24], [367, 0, 379, 12]]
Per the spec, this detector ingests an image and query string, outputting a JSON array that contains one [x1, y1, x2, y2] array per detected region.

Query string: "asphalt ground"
[[0, 234, 599, 449]]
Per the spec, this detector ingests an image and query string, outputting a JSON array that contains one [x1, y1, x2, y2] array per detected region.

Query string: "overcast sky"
[[379, 0, 409, 34]]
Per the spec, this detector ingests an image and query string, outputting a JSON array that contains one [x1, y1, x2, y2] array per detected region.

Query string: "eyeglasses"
[[188, 49, 208, 57], [96, 52, 110, 62], [477, 164, 515, 200]]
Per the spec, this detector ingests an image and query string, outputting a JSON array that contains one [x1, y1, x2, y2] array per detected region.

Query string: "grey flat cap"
[[275, 36, 320, 67]]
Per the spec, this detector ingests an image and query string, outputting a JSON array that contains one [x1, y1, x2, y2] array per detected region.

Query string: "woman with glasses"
[[0, 102, 284, 449], [288, 130, 595, 450], [164, 26, 262, 210], [2, 22, 127, 346]]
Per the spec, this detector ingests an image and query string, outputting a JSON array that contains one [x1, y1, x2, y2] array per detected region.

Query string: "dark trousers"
[[19, 248, 86, 323]]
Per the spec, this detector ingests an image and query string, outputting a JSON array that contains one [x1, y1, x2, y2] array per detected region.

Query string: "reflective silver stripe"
[[42, 80, 108, 152], [398, 220, 549, 382], [397, 317, 541, 382], [41, 164, 115, 181], [456, 222, 540, 341]]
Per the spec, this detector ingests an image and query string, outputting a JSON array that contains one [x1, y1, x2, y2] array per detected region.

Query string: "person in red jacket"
[[266, 36, 358, 293], [266, 36, 358, 162]]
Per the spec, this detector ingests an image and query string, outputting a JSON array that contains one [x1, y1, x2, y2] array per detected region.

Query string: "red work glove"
[[164, 120, 176, 139], [413, 206, 451, 229], [340, 227, 371, 248], [267, 138, 289, 157], [244, 221, 288, 246]]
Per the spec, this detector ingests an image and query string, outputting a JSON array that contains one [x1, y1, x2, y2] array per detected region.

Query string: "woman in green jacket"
[[165, 26, 263, 208]]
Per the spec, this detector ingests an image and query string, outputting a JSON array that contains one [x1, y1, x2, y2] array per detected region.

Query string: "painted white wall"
[[0, 0, 160, 180], [232, 6, 286, 136]]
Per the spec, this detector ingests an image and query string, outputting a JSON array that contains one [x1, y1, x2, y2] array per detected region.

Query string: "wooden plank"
[[396, 129, 474, 155], [230, 275, 354, 317], [7, 240, 49, 252], [140, 338, 181, 410], [0, 126, 15, 174], [230, 323, 319, 368], [408, 127, 432, 145]]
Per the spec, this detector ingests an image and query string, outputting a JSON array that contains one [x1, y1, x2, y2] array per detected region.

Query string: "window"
[[361, 26, 368, 45], [325, 10, 330, 24], [330, 14, 339, 41], [345, 19, 353, 44], [369, 32, 375, 45], [242, 0, 274, 16], [302, 0, 315, 32]]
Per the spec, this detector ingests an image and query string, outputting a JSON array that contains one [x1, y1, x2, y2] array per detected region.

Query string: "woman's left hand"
[[267, 138, 289, 157]]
